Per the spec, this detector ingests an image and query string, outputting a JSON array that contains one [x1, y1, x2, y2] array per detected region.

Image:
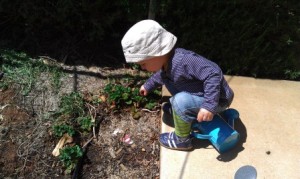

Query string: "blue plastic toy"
[[191, 108, 240, 153]]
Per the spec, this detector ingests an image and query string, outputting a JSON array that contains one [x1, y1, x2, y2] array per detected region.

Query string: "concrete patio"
[[160, 76, 300, 179]]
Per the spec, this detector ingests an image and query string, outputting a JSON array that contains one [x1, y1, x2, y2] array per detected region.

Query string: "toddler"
[[121, 20, 234, 151]]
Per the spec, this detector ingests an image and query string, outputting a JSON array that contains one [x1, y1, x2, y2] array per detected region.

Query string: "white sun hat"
[[121, 20, 177, 63]]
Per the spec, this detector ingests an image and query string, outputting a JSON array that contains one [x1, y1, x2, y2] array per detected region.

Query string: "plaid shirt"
[[143, 48, 234, 113]]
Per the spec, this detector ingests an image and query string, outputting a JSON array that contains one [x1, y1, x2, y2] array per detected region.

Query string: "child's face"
[[137, 56, 167, 72]]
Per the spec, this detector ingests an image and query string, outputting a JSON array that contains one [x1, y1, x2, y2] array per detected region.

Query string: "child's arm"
[[142, 70, 164, 94]]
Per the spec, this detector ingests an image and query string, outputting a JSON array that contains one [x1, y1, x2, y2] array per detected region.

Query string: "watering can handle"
[[191, 123, 212, 139], [191, 131, 212, 139]]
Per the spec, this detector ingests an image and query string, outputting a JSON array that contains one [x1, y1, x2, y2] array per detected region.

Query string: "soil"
[[0, 61, 162, 178]]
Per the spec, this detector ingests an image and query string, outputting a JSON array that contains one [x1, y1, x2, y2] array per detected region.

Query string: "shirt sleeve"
[[201, 72, 222, 114], [143, 70, 164, 92]]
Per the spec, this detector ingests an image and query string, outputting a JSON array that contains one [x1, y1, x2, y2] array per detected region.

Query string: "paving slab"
[[160, 76, 300, 179]]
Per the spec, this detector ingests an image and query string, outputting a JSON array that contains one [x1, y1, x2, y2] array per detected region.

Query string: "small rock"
[[120, 163, 127, 171], [100, 95, 106, 102], [132, 111, 141, 120], [112, 128, 123, 136], [131, 143, 137, 149], [88, 66, 99, 73], [108, 147, 116, 158]]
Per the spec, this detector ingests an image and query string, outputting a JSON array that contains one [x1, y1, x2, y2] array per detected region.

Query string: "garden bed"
[[0, 59, 161, 178]]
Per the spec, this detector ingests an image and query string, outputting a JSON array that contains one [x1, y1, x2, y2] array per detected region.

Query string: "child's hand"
[[197, 108, 214, 122], [139, 85, 148, 96]]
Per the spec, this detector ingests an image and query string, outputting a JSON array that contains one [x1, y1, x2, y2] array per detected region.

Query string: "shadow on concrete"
[[192, 138, 212, 150], [179, 152, 191, 179], [216, 118, 247, 162], [162, 112, 174, 127], [161, 96, 174, 127]]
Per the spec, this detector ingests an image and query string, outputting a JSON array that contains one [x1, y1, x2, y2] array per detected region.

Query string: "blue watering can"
[[191, 108, 240, 153]]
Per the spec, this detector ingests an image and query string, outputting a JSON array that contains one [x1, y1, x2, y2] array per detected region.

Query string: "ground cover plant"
[[0, 50, 162, 178]]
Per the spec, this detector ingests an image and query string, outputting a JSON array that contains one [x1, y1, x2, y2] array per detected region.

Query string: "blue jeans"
[[166, 89, 228, 123]]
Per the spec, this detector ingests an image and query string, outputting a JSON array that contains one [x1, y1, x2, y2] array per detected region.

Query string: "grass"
[[0, 49, 64, 95]]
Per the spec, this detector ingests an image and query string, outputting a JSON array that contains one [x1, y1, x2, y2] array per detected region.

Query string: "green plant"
[[0, 80, 9, 91], [128, 63, 141, 70], [285, 70, 300, 80], [1, 50, 43, 95], [104, 83, 133, 107], [130, 88, 145, 105], [58, 92, 85, 117], [144, 100, 157, 110], [59, 145, 83, 174], [48, 66, 64, 90], [103, 80, 161, 110], [0, 49, 64, 94], [104, 82, 148, 108], [53, 124, 75, 137], [91, 95, 103, 105], [76, 116, 93, 132]]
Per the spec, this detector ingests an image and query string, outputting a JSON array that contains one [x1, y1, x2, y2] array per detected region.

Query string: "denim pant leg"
[[169, 92, 205, 123], [169, 92, 228, 123]]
